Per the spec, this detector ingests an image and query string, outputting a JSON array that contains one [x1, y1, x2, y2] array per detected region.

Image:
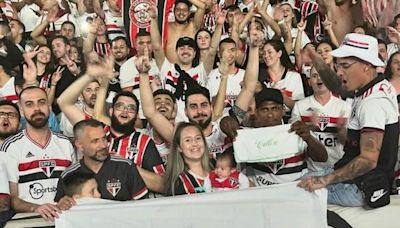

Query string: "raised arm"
[[82, 17, 100, 55], [259, 0, 281, 37], [138, 47, 174, 142], [189, 0, 206, 31], [294, 19, 306, 70], [233, 20, 262, 122], [322, 16, 339, 48], [31, 10, 59, 45], [212, 58, 229, 121], [203, 6, 225, 75], [149, 6, 165, 69], [230, 13, 246, 66], [57, 73, 94, 125], [92, 56, 116, 125]]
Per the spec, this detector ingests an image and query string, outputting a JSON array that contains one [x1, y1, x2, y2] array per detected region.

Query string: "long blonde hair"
[[164, 122, 211, 196]]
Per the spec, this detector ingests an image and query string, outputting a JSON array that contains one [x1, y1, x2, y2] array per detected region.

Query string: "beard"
[[189, 115, 211, 129], [26, 112, 48, 129], [84, 95, 96, 109], [0, 130, 18, 140], [89, 148, 108, 162], [111, 114, 135, 134]]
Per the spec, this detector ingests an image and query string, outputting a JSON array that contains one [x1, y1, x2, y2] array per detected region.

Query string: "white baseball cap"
[[280, 0, 296, 9], [330, 33, 385, 67]]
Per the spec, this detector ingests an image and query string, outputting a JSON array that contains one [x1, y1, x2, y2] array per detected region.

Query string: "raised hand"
[[215, 6, 226, 26], [86, 55, 116, 85], [46, 8, 60, 23], [297, 18, 307, 32], [322, 15, 332, 31], [387, 26, 400, 44], [289, 120, 313, 142], [249, 18, 264, 47], [64, 54, 80, 75], [135, 46, 151, 74], [51, 66, 65, 86], [23, 46, 40, 60], [148, 5, 157, 19]]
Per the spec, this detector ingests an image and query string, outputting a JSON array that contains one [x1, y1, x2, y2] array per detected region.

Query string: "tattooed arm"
[[298, 130, 383, 191]]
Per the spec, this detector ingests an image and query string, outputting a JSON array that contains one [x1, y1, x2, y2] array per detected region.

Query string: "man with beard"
[[106, 36, 130, 103], [58, 74, 99, 138], [92, 55, 165, 195], [1, 87, 75, 221], [50, 35, 83, 116], [54, 119, 148, 205], [165, 0, 207, 63], [0, 100, 20, 222]]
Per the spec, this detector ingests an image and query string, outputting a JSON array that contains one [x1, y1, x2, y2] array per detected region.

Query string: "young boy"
[[62, 172, 101, 200], [203, 150, 250, 192]]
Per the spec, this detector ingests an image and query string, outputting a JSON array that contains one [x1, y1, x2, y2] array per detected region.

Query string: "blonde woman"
[[164, 122, 212, 196]]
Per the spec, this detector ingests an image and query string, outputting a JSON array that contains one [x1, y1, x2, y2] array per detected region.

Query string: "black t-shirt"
[[51, 66, 79, 115], [54, 156, 148, 201]]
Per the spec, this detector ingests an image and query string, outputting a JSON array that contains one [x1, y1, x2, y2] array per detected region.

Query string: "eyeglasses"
[[114, 103, 137, 113], [335, 61, 358, 71], [0, 112, 18, 119]]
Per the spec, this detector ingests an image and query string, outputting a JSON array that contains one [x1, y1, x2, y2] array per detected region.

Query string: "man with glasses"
[[0, 100, 20, 225], [299, 33, 399, 208], [92, 57, 165, 195], [1, 87, 75, 221]]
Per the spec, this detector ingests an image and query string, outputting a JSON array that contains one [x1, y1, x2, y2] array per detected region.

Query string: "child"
[[62, 172, 101, 200], [203, 150, 249, 192]]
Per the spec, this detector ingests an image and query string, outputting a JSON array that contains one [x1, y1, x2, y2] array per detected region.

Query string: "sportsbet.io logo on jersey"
[[29, 182, 57, 199], [129, 0, 154, 28]]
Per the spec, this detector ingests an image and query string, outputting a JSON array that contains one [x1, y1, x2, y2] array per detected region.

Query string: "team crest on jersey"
[[129, 0, 154, 28], [126, 144, 139, 160], [225, 94, 237, 107], [267, 159, 285, 174], [106, 179, 121, 197], [318, 117, 330, 131], [39, 160, 56, 178]]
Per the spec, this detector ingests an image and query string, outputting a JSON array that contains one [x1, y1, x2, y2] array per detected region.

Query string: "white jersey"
[[205, 119, 230, 159], [0, 154, 9, 195], [120, 56, 160, 119], [207, 67, 245, 115], [290, 94, 351, 172], [263, 70, 305, 101], [1, 130, 75, 205], [0, 77, 17, 103], [142, 127, 169, 165], [160, 59, 208, 122]]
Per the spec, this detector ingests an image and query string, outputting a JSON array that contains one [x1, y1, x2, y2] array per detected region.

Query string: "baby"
[[204, 150, 249, 192]]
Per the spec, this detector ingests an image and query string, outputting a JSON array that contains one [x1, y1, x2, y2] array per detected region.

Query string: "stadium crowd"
[[0, 0, 400, 226]]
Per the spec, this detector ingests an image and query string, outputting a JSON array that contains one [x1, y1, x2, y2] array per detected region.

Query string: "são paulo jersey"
[[159, 59, 208, 122], [335, 75, 399, 187], [207, 67, 245, 114], [55, 156, 148, 201], [1, 130, 75, 204], [290, 94, 351, 172]]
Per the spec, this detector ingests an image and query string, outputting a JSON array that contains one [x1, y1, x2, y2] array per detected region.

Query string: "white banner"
[[56, 182, 327, 228], [233, 125, 305, 163]]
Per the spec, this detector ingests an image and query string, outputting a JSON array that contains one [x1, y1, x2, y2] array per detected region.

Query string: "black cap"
[[255, 88, 284, 108], [176, 37, 196, 50]]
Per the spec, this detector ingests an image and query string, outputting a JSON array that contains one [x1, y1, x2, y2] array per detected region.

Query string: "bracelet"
[[51, 83, 57, 87]]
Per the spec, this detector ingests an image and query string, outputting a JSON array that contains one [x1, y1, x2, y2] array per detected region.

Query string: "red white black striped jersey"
[[105, 127, 165, 175], [1, 130, 75, 204], [166, 170, 206, 196], [55, 156, 148, 201], [94, 41, 111, 57], [242, 150, 308, 186], [290, 94, 351, 172]]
